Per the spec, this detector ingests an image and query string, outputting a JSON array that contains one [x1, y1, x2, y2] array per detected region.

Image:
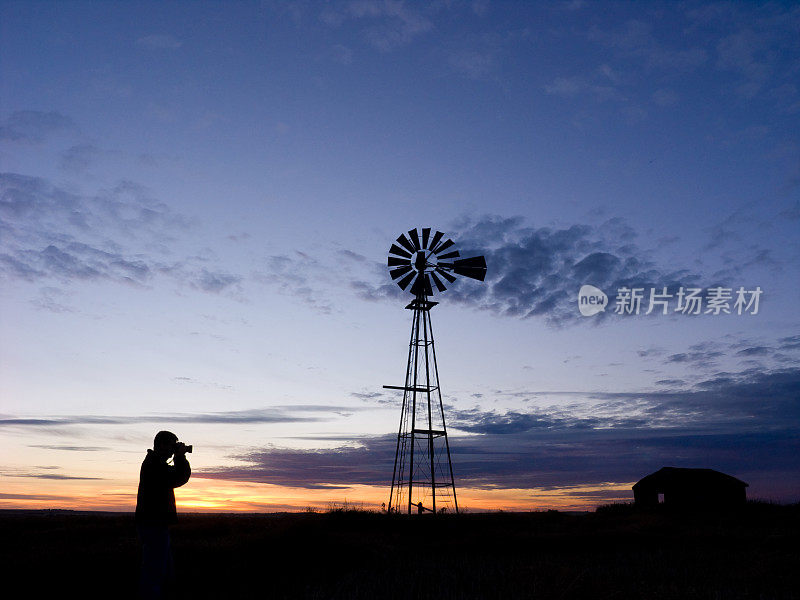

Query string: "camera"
[[175, 442, 193, 454]]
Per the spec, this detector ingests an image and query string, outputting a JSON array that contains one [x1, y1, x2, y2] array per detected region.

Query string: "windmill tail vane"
[[384, 228, 487, 515]]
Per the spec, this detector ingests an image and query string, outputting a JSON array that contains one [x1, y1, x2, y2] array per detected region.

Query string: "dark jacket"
[[135, 450, 191, 525]]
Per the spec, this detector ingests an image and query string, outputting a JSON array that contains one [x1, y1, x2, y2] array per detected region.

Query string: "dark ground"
[[2, 502, 798, 599]]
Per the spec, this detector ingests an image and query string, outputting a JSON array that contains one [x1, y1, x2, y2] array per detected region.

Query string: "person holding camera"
[[135, 430, 191, 599]]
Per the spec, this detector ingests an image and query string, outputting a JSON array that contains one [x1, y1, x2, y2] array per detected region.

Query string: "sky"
[[1, 0, 799, 513]]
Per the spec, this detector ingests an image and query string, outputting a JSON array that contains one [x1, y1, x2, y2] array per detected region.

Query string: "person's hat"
[[154, 430, 178, 448]]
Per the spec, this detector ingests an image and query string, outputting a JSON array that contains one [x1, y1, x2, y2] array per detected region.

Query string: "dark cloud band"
[[197, 368, 800, 501], [352, 215, 705, 326]]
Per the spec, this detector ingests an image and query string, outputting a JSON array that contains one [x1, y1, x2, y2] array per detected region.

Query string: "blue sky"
[[1, 1, 798, 511]]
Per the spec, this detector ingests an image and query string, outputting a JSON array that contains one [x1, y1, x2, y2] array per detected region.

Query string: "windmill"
[[384, 227, 487, 514]]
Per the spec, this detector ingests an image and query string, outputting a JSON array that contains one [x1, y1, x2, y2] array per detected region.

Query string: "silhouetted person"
[[136, 430, 191, 599]]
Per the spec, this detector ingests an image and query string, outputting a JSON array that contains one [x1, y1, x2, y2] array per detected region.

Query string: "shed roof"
[[632, 467, 748, 490]]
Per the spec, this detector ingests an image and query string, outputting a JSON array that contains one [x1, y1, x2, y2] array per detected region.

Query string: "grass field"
[[2, 502, 797, 599]]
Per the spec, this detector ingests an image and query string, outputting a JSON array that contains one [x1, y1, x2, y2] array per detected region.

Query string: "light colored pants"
[[137, 524, 174, 599]]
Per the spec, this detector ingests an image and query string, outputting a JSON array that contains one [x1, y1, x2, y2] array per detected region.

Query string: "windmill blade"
[[409, 273, 423, 295], [390, 265, 413, 280], [388, 228, 488, 297], [453, 256, 487, 281], [429, 230, 445, 252], [430, 271, 447, 292], [407, 229, 421, 251], [388, 256, 412, 267], [435, 267, 456, 283], [389, 243, 412, 259], [396, 234, 416, 255], [433, 238, 455, 255], [397, 271, 417, 290]]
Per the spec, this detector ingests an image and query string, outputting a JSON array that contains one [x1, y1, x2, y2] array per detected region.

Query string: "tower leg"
[[389, 307, 417, 512], [429, 316, 458, 513]]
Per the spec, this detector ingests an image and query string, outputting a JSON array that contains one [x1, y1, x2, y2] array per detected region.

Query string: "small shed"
[[632, 467, 748, 507]]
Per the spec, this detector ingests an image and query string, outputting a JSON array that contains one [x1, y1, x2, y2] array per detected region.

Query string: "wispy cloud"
[[652, 88, 679, 107], [60, 143, 101, 172], [172, 376, 233, 391], [694, 4, 799, 99], [588, 19, 707, 72], [0, 111, 76, 143], [0, 172, 242, 295], [28, 445, 110, 451], [691, 3, 799, 102], [0, 492, 80, 501], [198, 436, 394, 489], [447, 49, 497, 80], [0, 467, 103, 480], [252, 251, 336, 313], [665, 344, 724, 369], [320, 0, 433, 51], [351, 390, 397, 405], [330, 43, 354, 65], [0, 405, 361, 429], [193, 269, 242, 293], [136, 34, 182, 49], [544, 66, 621, 101]]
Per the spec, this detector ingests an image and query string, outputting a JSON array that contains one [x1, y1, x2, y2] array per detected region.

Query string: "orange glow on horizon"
[[0, 475, 634, 513]]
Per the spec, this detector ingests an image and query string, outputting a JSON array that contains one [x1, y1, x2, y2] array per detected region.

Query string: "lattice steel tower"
[[384, 228, 487, 515]]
